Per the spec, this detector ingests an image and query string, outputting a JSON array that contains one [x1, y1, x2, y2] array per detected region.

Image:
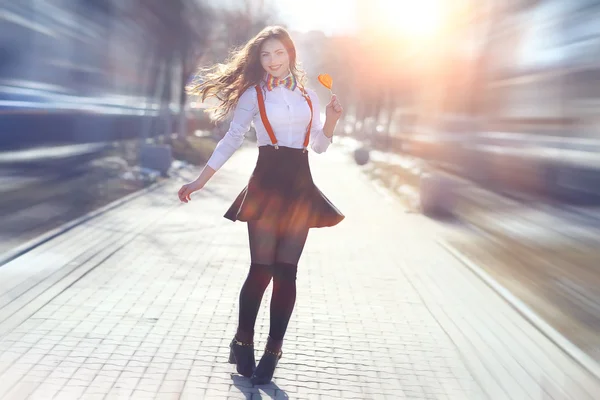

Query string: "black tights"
[[236, 217, 309, 348]]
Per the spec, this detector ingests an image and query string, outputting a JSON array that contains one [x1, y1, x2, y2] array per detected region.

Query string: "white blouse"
[[206, 82, 332, 171]]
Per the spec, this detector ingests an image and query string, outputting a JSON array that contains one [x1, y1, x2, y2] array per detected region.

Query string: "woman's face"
[[259, 38, 290, 79]]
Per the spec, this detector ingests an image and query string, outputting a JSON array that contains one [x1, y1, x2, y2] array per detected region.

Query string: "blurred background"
[[1, 0, 600, 367]]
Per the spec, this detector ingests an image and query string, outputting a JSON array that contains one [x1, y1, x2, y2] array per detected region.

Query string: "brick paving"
[[0, 144, 598, 399]]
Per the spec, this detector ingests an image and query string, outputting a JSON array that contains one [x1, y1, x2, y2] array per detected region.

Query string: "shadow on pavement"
[[231, 374, 289, 399]]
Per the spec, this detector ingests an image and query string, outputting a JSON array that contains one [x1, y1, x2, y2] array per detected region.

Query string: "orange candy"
[[318, 73, 333, 90]]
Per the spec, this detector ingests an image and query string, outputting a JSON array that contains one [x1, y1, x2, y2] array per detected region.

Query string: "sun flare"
[[374, 0, 445, 38]]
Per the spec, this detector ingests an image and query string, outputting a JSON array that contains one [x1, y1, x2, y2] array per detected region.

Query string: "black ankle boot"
[[228, 337, 256, 378], [250, 344, 283, 385]]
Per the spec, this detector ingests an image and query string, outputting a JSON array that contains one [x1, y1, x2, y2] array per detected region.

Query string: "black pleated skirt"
[[224, 145, 345, 228]]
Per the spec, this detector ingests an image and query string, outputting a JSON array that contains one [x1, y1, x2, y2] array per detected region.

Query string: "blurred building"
[[395, 0, 600, 203], [0, 0, 211, 149]]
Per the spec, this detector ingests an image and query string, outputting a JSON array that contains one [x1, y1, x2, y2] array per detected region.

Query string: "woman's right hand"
[[178, 180, 203, 203]]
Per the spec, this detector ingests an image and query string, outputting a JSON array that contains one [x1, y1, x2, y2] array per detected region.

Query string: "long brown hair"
[[187, 26, 306, 121]]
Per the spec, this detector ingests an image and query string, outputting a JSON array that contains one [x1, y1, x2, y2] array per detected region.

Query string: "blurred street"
[[0, 145, 598, 399], [0, 142, 151, 257], [354, 136, 600, 366]]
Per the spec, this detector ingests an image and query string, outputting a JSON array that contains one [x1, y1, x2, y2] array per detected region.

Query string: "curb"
[[438, 239, 600, 382], [0, 179, 168, 268]]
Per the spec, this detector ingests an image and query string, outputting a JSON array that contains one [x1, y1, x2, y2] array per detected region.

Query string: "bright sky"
[[268, 0, 357, 36], [268, 0, 450, 39]]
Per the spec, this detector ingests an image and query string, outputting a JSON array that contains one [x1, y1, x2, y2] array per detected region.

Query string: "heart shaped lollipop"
[[318, 73, 333, 92]]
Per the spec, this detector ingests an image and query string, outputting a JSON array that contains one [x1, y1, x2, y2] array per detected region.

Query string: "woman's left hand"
[[326, 94, 343, 122]]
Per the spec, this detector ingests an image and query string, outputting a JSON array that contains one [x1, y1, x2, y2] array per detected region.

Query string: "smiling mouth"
[[269, 65, 282, 70]]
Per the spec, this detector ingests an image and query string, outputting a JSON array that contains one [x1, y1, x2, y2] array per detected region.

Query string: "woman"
[[178, 26, 344, 385]]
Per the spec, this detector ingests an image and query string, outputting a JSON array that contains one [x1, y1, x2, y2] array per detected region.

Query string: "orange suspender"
[[254, 85, 278, 148], [300, 88, 313, 150], [254, 85, 313, 151]]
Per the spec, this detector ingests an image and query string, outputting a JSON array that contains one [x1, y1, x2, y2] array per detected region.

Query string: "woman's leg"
[[236, 218, 278, 343], [267, 221, 310, 351], [249, 220, 310, 384]]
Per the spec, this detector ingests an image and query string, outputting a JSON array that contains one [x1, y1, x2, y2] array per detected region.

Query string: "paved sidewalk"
[[0, 145, 598, 399]]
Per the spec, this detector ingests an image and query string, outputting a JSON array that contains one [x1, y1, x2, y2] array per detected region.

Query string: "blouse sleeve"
[[206, 88, 257, 171], [306, 88, 332, 154]]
